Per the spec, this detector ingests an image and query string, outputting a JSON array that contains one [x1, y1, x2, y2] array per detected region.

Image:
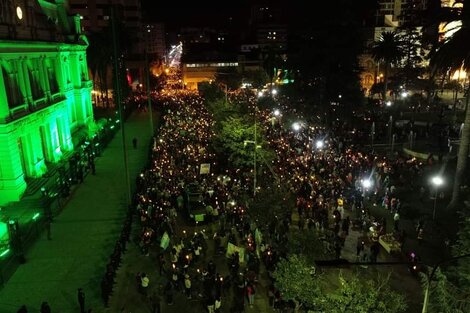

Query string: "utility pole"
[[145, 28, 154, 135], [422, 254, 470, 313], [253, 104, 257, 197], [111, 6, 131, 205], [371, 122, 375, 150]]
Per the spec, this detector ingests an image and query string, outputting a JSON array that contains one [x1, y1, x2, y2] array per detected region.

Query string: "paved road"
[[0, 111, 156, 313]]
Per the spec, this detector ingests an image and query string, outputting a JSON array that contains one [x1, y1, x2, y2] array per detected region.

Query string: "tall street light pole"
[[431, 176, 443, 220], [254, 101, 257, 197], [111, 6, 131, 205], [145, 27, 154, 135], [422, 253, 470, 313]]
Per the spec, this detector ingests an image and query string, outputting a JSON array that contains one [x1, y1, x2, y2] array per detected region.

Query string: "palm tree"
[[431, 0, 470, 209], [371, 31, 404, 100], [87, 31, 113, 106]]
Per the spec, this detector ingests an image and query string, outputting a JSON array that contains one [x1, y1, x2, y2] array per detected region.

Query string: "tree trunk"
[[294, 300, 302, 313], [383, 63, 389, 100], [426, 71, 436, 107], [448, 87, 470, 210]]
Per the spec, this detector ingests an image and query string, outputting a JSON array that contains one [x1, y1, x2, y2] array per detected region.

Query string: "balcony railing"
[[81, 80, 93, 88]]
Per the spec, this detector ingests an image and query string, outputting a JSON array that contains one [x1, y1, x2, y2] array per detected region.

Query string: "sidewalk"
[[0, 110, 156, 313]]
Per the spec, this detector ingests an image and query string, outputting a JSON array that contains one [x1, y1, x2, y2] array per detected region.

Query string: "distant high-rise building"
[[145, 23, 166, 60], [248, 4, 287, 51], [377, 0, 428, 26], [68, 0, 143, 55]]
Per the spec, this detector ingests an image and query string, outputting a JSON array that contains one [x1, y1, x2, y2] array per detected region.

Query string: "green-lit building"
[[0, 0, 93, 205]]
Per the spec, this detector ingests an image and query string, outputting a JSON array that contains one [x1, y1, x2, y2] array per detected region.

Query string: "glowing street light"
[[401, 91, 408, 98], [431, 175, 444, 220], [315, 140, 324, 149], [431, 176, 443, 186], [386, 100, 392, 107], [273, 109, 281, 117], [257, 91, 263, 98], [292, 122, 301, 131], [361, 178, 373, 189], [271, 89, 278, 96]]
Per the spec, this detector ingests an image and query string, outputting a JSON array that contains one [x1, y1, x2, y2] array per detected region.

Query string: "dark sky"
[[142, 0, 249, 25], [141, 0, 285, 28]]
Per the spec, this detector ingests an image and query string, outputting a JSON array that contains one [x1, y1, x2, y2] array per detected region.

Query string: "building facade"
[[0, 0, 93, 205], [68, 0, 143, 55], [145, 23, 166, 59]]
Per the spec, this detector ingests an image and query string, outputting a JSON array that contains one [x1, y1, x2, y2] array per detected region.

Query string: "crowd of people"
[[119, 90, 422, 313], [101, 208, 133, 306]]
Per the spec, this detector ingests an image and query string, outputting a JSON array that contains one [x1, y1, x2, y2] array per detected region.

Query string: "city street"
[[0, 111, 156, 313]]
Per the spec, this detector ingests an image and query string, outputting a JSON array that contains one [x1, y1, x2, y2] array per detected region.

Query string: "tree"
[[453, 214, 470, 288], [397, 27, 426, 87], [88, 17, 131, 107], [430, 0, 470, 209], [420, 268, 470, 313], [198, 81, 225, 103], [317, 273, 407, 313], [272, 255, 321, 312], [371, 31, 405, 100], [215, 68, 242, 90], [288, 229, 333, 262], [214, 117, 274, 169], [246, 184, 294, 227], [243, 70, 269, 89], [262, 45, 284, 84], [87, 30, 112, 105]]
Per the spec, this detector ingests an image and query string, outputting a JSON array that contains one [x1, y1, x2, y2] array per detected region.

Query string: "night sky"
[[141, 0, 283, 28]]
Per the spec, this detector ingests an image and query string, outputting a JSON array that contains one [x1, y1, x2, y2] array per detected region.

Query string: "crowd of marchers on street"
[[105, 90, 432, 312]]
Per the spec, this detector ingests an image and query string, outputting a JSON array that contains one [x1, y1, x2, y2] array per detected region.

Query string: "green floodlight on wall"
[[32, 212, 40, 220], [0, 221, 8, 242], [0, 248, 10, 258]]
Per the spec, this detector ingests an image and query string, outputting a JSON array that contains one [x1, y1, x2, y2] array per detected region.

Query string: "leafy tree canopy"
[[272, 255, 321, 311], [214, 117, 275, 169]]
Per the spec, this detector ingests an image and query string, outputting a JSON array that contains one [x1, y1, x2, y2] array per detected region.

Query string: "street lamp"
[[401, 91, 408, 98], [273, 109, 280, 117], [271, 89, 278, 96], [244, 140, 261, 196], [386, 100, 392, 107], [315, 140, 324, 150], [431, 175, 444, 220], [362, 178, 373, 190], [257, 91, 263, 98], [292, 122, 301, 132]]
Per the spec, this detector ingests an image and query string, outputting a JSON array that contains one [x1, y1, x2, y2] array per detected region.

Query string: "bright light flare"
[[431, 176, 444, 186], [292, 122, 301, 131], [362, 179, 372, 189]]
